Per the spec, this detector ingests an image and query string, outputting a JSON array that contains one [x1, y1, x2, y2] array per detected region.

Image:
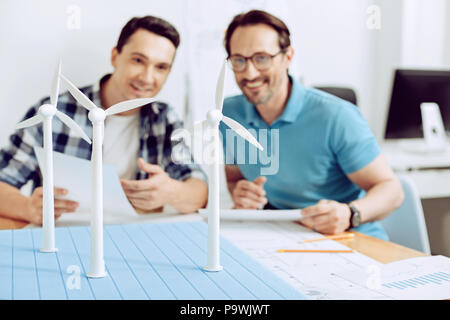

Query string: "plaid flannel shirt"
[[0, 74, 206, 191]]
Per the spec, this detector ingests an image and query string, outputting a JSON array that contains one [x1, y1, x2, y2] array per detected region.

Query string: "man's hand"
[[26, 187, 79, 225], [121, 158, 179, 212], [232, 176, 268, 209], [301, 199, 352, 234]]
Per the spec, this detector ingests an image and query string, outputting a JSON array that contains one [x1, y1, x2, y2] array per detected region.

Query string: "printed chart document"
[[337, 255, 450, 300], [34, 147, 136, 220], [199, 208, 302, 221]]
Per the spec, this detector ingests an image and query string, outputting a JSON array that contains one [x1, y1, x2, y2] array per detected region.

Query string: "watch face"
[[352, 210, 361, 227]]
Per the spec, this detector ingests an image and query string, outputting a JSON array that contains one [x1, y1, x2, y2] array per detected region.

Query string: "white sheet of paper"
[[34, 146, 136, 217], [198, 208, 303, 221]]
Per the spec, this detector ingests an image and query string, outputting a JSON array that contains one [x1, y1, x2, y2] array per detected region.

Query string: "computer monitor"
[[384, 69, 450, 139]]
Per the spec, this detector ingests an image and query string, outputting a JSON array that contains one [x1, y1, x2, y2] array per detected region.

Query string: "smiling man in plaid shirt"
[[0, 16, 207, 225]]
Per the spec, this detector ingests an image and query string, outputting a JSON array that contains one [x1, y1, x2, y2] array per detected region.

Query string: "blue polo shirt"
[[219, 76, 388, 240]]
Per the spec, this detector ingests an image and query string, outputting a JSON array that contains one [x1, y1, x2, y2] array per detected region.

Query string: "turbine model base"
[[40, 247, 58, 253], [86, 271, 107, 278], [203, 265, 223, 272]]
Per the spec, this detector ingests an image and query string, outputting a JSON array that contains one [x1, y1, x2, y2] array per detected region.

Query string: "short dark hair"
[[116, 15, 180, 52], [224, 10, 291, 56]]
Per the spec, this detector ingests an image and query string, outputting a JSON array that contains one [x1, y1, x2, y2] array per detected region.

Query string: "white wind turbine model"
[[16, 62, 92, 253], [60, 74, 155, 278], [197, 60, 263, 271]]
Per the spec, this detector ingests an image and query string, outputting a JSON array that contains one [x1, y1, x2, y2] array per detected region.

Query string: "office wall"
[[445, 4, 450, 67], [370, 0, 403, 141], [288, 0, 375, 126], [400, 0, 446, 67]]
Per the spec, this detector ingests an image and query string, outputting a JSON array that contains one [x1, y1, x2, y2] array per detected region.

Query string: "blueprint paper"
[[0, 221, 307, 300]]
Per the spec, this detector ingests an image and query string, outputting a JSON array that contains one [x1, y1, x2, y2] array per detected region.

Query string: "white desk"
[[382, 139, 450, 199], [382, 139, 450, 257]]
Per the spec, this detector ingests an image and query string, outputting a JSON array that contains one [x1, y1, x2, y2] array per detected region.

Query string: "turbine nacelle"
[[88, 108, 106, 123], [207, 109, 223, 126], [60, 73, 154, 123], [39, 104, 57, 118]]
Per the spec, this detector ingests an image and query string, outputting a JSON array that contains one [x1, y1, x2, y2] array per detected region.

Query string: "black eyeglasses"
[[227, 50, 286, 72]]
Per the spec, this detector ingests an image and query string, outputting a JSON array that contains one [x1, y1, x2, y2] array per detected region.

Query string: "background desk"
[[382, 139, 450, 199], [382, 139, 450, 257]]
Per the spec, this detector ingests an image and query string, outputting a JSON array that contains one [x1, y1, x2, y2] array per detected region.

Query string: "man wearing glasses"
[[219, 10, 403, 239]]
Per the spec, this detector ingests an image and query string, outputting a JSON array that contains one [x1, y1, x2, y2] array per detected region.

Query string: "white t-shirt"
[[103, 113, 140, 179]]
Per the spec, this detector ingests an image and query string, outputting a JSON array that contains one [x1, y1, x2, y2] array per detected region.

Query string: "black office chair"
[[313, 86, 358, 106]]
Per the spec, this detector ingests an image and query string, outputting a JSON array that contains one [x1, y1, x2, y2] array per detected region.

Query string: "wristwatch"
[[347, 202, 361, 229]]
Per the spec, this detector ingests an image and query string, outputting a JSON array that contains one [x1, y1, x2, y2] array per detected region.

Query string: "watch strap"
[[347, 202, 359, 229]]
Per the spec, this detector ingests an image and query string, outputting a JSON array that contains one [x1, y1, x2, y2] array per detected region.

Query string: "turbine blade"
[[60, 74, 96, 111], [56, 111, 91, 144], [50, 61, 61, 106], [221, 116, 263, 151], [105, 98, 155, 116], [215, 60, 227, 112], [15, 115, 43, 130]]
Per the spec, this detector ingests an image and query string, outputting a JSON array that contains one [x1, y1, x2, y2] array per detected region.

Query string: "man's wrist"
[[20, 196, 33, 223], [166, 178, 182, 207]]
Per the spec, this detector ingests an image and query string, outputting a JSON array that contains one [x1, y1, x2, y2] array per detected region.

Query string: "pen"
[[277, 249, 354, 253], [300, 233, 355, 243]]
